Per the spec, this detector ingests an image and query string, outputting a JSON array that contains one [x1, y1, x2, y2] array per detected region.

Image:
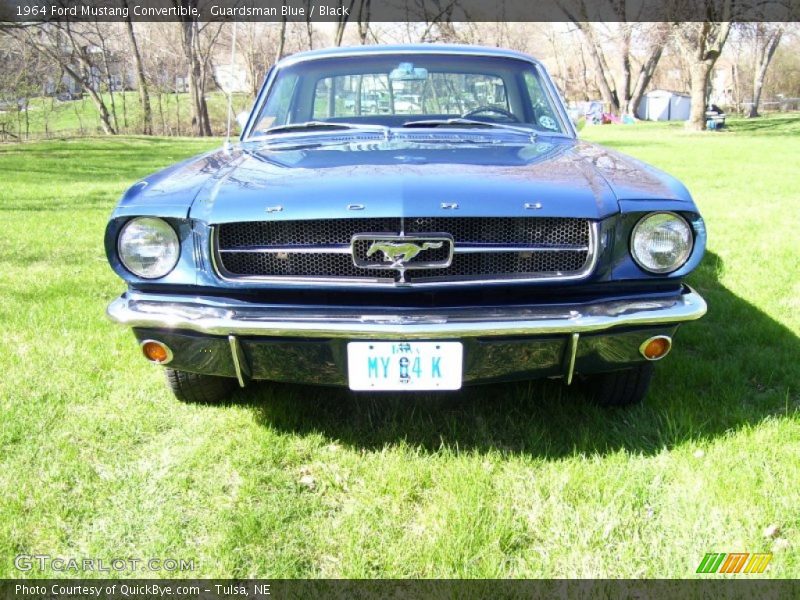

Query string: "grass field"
[[0, 116, 798, 578], [0, 91, 253, 139]]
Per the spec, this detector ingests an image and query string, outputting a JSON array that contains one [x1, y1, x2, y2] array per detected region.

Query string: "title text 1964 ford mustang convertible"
[[106, 44, 707, 405]]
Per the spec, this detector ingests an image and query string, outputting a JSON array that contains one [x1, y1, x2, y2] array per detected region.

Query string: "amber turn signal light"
[[140, 340, 173, 364], [639, 336, 672, 361]]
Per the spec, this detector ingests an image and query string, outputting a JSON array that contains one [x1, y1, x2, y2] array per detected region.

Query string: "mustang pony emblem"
[[367, 241, 443, 266]]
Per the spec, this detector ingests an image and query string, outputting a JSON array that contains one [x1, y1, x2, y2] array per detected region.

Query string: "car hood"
[[118, 136, 693, 223]]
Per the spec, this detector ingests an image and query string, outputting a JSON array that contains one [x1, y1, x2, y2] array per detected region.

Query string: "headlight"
[[631, 212, 693, 274], [118, 217, 180, 279]]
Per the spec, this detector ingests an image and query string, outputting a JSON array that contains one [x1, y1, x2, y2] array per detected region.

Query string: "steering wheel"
[[461, 106, 520, 123]]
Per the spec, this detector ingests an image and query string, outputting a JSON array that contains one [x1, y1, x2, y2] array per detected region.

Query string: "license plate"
[[347, 341, 463, 391]]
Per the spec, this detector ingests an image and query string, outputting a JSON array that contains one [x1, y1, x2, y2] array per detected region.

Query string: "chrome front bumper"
[[107, 287, 706, 339]]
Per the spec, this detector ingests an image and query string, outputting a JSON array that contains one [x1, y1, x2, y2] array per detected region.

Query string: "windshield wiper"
[[401, 118, 536, 139], [261, 121, 389, 137]]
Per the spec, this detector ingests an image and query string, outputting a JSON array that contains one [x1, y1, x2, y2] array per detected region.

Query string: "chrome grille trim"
[[211, 219, 598, 287], [216, 244, 590, 255], [217, 245, 352, 254], [453, 244, 590, 253]]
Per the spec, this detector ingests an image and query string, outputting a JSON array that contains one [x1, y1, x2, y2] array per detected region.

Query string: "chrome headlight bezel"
[[117, 217, 180, 279], [630, 211, 694, 274]]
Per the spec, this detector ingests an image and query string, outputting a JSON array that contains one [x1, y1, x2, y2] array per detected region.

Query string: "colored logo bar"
[[696, 553, 772, 574]]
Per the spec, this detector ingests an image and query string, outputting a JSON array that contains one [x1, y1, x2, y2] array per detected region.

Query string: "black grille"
[[217, 218, 398, 248], [411, 251, 588, 281], [215, 218, 592, 283], [404, 217, 587, 247], [219, 252, 390, 280]]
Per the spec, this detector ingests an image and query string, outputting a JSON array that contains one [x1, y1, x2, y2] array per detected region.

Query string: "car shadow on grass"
[[231, 251, 799, 458]]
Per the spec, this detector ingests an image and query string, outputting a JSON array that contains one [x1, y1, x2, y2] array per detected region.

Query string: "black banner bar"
[[1, 0, 798, 23], [3, 580, 800, 600]]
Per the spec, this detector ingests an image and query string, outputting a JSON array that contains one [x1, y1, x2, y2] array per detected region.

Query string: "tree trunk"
[[357, 0, 371, 44], [334, 0, 355, 46], [121, 86, 128, 129], [124, 12, 153, 134], [86, 82, 117, 134], [275, 17, 287, 64], [559, 2, 622, 114], [748, 27, 782, 118], [573, 23, 618, 112], [749, 70, 765, 118], [180, 19, 212, 136], [674, 21, 732, 132], [686, 61, 712, 131], [626, 44, 664, 117], [99, 37, 119, 133], [305, 1, 314, 50], [157, 92, 165, 134], [63, 60, 117, 134], [69, 28, 118, 134], [619, 25, 632, 111]]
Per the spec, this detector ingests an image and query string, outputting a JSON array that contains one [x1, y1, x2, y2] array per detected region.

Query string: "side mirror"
[[236, 112, 249, 129]]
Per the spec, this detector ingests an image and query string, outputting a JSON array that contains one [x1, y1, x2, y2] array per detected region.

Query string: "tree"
[[0, 32, 47, 140], [762, 27, 800, 102], [173, 2, 223, 136], [122, 3, 153, 134], [672, 1, 733, 131], [565, 22, 618, 110], [142, 22, 189, 135], [177, 17, 210, 136], [626, 24, 670, 117], [275, 18, 287, 64], [333, 0, 356, 46], [412, 0, 462, 43], [305, 0, 315, 50], [747, 23, 783, 117], [92, 21, 121, 133], [235, 23, 275, 99], [356, 0, 372, 44], [18, 23, 119, 134], [559, 1, 668, 116]]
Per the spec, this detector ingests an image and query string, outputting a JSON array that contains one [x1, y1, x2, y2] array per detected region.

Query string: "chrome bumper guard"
[[107, 287, 706, 340]]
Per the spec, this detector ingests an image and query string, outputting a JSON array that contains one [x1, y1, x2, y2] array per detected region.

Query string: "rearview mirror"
[[389, 63, 428, 81]]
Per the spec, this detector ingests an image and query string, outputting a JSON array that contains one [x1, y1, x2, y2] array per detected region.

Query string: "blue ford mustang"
[[105, 44, 706, 405]]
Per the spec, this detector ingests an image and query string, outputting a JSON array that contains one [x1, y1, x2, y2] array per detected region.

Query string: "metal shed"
[[636, 90, 691, 121]]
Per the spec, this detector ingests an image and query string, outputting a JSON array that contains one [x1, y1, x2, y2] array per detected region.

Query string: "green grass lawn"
[[0, 116, 798, 578], [0, 91, 253, 139]]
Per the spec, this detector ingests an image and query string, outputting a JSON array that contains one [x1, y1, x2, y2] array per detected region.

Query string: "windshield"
[[248, 53, 568, 139]]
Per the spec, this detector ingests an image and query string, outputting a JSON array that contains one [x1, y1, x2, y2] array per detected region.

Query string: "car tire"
[[587, 363, 654, 407], [164, 368, 238, 403]]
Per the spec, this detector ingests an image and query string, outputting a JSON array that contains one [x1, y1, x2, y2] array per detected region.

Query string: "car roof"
[[276, 44, 541, 68]]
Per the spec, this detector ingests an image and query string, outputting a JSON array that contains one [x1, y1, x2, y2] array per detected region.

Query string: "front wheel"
[[585, 363, 654, 407], [164, 368, 238, 403]]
